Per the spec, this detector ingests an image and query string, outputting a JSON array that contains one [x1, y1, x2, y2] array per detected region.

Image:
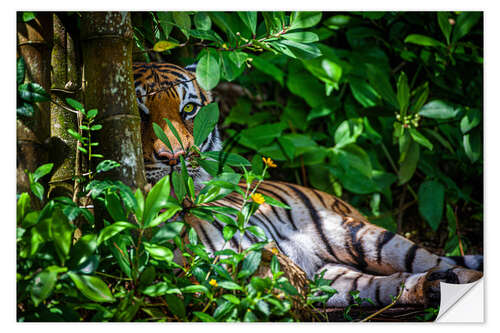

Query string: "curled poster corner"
[[435, 278, 483, 322]]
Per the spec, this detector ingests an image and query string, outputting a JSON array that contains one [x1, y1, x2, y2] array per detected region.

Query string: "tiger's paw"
[[424, 268, 483, 306]]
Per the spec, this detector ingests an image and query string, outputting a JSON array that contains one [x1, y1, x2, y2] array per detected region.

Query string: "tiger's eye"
[[183, 103, 195, 113]]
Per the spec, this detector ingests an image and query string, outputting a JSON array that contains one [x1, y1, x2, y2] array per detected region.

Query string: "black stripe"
[[448, 255, 466, 268], [310, 188, 328, 208], [375, 280, 382, 305], [261, 182, 299, 231], [285, 183, 341, 263], [197, 224, 216, 253], [350, 274, 362, 303], [330, 270, 347, 285], [376, 231, 396, 264], [344, 221, 368, 270], [249, 212, 288, 241], [405, 244, 419, 272]]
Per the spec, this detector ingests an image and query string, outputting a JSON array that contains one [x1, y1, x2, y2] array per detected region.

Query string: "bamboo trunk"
[[16, 13, 53, 197], [48, 13, 79, 198], [79, 12, 146, 191]]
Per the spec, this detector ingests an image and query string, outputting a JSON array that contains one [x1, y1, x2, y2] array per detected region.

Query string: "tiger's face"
[[133, 62, 221, 186]]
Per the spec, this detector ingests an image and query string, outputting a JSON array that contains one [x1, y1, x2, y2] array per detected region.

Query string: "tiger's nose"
[[155, 149, 186, 166]]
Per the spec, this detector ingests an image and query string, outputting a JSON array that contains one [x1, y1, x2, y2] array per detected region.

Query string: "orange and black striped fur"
[[133, 62, 483, 307]]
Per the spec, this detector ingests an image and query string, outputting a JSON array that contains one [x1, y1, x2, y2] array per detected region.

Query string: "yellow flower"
[[251, 193, 265, 205], [209, 279, 218, 287], [271, 247, 279, 255], [262, 157, 277, 168]]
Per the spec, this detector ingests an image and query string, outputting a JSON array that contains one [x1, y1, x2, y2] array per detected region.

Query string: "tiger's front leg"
[[315, 263, 482, 307]]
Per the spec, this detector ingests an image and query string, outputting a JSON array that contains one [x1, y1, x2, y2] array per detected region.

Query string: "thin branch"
[[360, 283, 405, 322]]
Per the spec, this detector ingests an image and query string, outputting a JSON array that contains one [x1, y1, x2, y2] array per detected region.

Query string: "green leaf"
[[17, 192, 31, 224], [172, 12, 191, 38], [194, 12, 211, 30], [290, 12, 322, 30], [334, 119, 363, 149], [18, 83, 50, 103], [65, 98, 84, 112], [418, 100, 459, 119], [238, 12, 257, 35], [404, 34, 445, 47], [397, 72, 410, 114], [143, 242, 174, 262], [50, 209, 73, 264], [153, 122, 174, 152], [17, 102, 34, 117], [32, 163, 54, 182], [31, 270, 58, 306], [409, 82, 429, 113], [196, 49, 221, 90], [221, 51, 245, 81], [452, 12, 481, 43], [349, 77, 380, 107], [22, 12, 36, 22], [17, 56, 25, 85], [366, 65, 398, 110], [251, 57, 285, 86], [172, 171, 187, 202], [97, 221, 137, 245], [222, 294, 241, 304], [87, 109, 98, 118], [31, 182, 44, 201], [217, 280, 243, 291], [238, 251, 262, 279], [96, 160, 120, 173], [202, 151, 251, 167], [68, 272, 115, 302], [437, 12, 452, 44], [223, 225, 237, 241], [193, 103, 220, 147], [259, 194, 290, 209], [282, 31, 319, 43], [463, 131, 481, 163], [270, 254, 280, 275], [335, 144, 372, 178], [181, 284, 209, 294], [90, 124, 102, 131], [398, 140, 420, 185], [142, 282, 169, 297], [104, 191, 126, 221], [418, 181, 445, 231], [244, 310, 258, 322], [165, 294, 186, 319], [271, 39, 322, 60], [460, 108, 481, 134], [164, 118, 185, 151], [194, 312, 216, 322], [409, 128, 433, 151], [143, 175, 171, 226], [245, 225, 267, 241], [152, 40, 179, 52], [238, 122, 287, 150]]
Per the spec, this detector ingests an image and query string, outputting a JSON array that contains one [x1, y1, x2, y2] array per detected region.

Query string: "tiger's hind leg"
[[315, 263, 482, 308]]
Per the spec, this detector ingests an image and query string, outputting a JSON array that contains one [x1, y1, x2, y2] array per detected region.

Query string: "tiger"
[[132, 62, 483, 308]]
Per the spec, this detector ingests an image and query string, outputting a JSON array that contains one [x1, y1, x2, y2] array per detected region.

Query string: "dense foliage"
[[16, 11, 482, 322]]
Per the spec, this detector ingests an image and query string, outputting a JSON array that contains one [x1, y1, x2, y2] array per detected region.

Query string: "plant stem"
[[359, 283, 405, 322]]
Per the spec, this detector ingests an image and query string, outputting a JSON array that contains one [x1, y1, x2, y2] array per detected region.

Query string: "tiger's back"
[[132, 62, 482, 307]]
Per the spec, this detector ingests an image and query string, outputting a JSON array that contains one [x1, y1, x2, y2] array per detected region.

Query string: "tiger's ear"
[[185, 63, 197, 73]]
